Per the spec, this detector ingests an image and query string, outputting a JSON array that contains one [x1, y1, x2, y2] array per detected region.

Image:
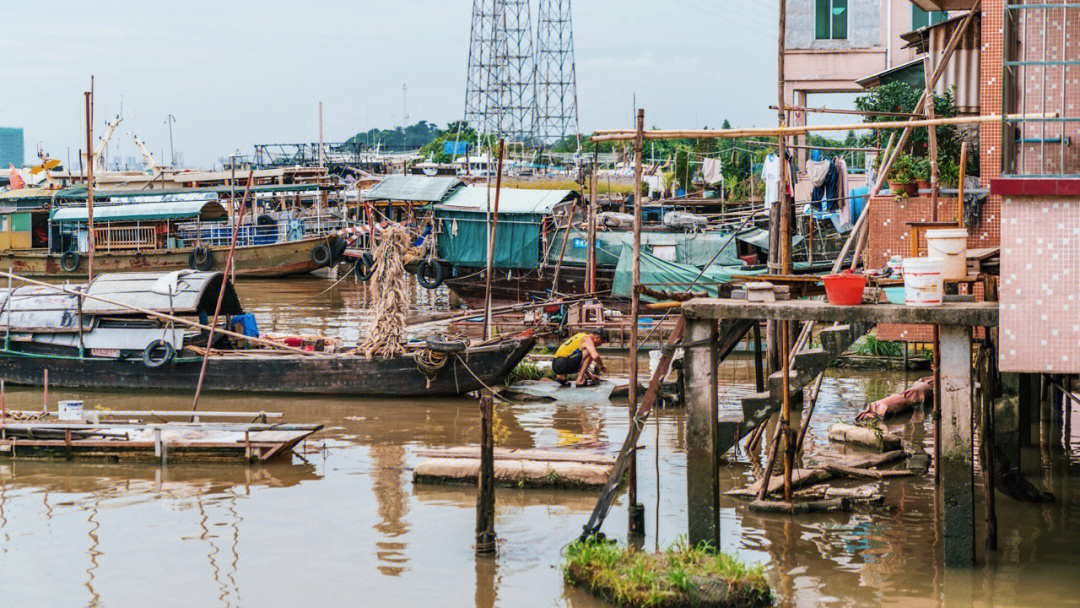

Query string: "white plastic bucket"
[[57, 400, 84, 421], [925, 228, 968, 280], [903, 257, 944, 307]]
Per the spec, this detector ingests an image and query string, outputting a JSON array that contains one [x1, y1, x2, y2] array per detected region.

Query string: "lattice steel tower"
[[533, 0, 579, 145], [464, 0, 537, 142]]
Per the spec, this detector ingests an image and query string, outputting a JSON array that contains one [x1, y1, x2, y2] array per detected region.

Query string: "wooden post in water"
[[475, 394, 496, 554], [775, 0, 795, 502], [482, 140, 505, 342], [42, 368, 48, 413], [627, 108, 645, 536]]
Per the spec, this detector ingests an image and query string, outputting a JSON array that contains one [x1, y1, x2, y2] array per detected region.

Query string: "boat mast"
[[84, 81, 96, 282]]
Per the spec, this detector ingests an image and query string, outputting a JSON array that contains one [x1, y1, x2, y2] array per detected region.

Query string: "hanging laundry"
[[761, 153, 781, 210], [806, 159, 830, 188], [836, 156, 850, 225], [701, 157, 723, 186], [810, 158, 840, 211]]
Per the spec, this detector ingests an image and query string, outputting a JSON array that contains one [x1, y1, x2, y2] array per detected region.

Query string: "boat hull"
[[443, 263, 615, 308], [0, 337, 535, 397], [0, 236, 339, 278]]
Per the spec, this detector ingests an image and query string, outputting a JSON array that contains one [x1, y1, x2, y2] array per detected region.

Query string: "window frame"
[[911, 7, 948, 30], [815, 0, 849, 40]]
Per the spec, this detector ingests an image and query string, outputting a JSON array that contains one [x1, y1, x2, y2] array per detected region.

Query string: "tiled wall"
[[864, 194, 995, 342], [999, 196, 1080, 373]]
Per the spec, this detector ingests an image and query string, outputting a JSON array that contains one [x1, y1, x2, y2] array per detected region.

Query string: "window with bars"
[[912, 7, 948, 30], [1001, 3, 1080, 177], [815, 0, 848, 40]]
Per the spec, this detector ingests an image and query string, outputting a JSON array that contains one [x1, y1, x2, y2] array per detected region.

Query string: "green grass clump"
[[505, 360, 552, 384], [563, 537, 772, 607], [855, 335, 904, 358]]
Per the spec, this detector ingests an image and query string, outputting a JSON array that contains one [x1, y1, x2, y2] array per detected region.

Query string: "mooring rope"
[[357, 224, 412, 359]]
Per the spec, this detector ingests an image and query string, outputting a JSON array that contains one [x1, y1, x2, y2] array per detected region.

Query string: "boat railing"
[[176, 222, 286, 248]]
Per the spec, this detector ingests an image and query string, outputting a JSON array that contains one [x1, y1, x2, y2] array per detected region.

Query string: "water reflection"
[[0, 278, 1074, 607]]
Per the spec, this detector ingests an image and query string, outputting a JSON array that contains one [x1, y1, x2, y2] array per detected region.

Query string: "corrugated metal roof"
[[50, 200, 227, 223], [0, 286, 94, 333], [0, 187, 53, 201], [363, 175, 463, 203], [435, 186, 575, 215], [82, 271, 243, 316]]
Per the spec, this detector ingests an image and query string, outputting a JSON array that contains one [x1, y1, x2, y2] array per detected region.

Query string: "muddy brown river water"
[[0, 276, 1077, 607]]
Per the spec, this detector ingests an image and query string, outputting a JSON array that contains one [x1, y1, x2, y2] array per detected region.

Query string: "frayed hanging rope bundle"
[[358, 224, 412, 359]]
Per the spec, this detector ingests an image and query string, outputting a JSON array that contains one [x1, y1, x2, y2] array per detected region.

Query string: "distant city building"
[[0, 128, 24, 168]]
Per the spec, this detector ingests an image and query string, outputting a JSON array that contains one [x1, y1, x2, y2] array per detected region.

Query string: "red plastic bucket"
[[822, 273, 867, 306]]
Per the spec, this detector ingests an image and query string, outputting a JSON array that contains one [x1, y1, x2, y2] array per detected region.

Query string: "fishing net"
[[357, 224, 412, 359]]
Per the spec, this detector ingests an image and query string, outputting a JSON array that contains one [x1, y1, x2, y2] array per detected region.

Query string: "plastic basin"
[[822, 273, 867, 306], [883, 287, 906, 305]]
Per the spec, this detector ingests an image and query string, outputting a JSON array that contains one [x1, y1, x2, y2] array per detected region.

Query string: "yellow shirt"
[[555, 333, 590, 359]]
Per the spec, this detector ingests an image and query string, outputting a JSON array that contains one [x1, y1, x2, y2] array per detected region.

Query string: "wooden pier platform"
[[680, 297, 998, 567]]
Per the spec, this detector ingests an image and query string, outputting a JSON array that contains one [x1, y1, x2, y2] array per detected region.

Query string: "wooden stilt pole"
[[42, 368, 48, 413], [628, 109, 645, 536], [482, 140, 506, 342], [476, 393, 496, 554]]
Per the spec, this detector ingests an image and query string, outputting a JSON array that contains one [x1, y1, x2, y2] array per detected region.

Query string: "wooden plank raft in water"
[[0, 421, 322, 463], [412, 447, 616, 490]]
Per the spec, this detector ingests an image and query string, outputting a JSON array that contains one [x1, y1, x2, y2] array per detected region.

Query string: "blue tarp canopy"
[[547, 229, 744, 267], [51, 200, 227, 223]]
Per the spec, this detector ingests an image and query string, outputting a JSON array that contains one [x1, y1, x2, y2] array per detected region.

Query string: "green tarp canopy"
[[612, 247, 765, 301], [735, 227, 804, 251], [547, 229, 744, 267], [434, 187, 576, 269], [435, 210, 547, 268]]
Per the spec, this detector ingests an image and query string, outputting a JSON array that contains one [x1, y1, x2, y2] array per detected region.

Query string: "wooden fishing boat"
[[0, 189, 344, 278], [0, 271, 535, 396], [0, 234, 342, 278]]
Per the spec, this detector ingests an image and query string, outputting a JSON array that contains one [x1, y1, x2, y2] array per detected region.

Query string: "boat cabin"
[[49, 200, 227, 253]]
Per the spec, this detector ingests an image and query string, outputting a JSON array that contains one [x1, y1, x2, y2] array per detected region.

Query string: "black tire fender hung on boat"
[[354, 252, 375, 280], [59, 250, 81, 273], [330, 238, 347, 265], [425, 333, 468, 353], [142, 340, 176, 368], [311, 243, 332, 267], [189, 245, 214, 271], [416, 259, 444, 289]]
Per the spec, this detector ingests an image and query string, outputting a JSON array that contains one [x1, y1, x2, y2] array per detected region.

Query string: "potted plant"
[[915, 157, 932, 191], [939, 158, 960, 189], [888, 153, 916, 196]]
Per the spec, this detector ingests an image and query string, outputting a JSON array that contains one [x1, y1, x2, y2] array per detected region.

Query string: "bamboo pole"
[[0, 271, 322, 357], [627, 108, 644, 536], [588, 151, 599, 293], [958, 141, 968, 227], [769, 104, 921, 118], [84, 90, 96, 282], [192, 171, 254, 412], [482, 139, 506, 342], [549, 199, 579, 294]]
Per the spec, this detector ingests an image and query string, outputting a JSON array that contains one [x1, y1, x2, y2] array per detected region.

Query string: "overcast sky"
[[0, 1, 789, 168]]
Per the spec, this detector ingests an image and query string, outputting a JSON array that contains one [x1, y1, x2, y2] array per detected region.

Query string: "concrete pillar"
[[939, 324, 974, 567], [684, 317, 719, 549]]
